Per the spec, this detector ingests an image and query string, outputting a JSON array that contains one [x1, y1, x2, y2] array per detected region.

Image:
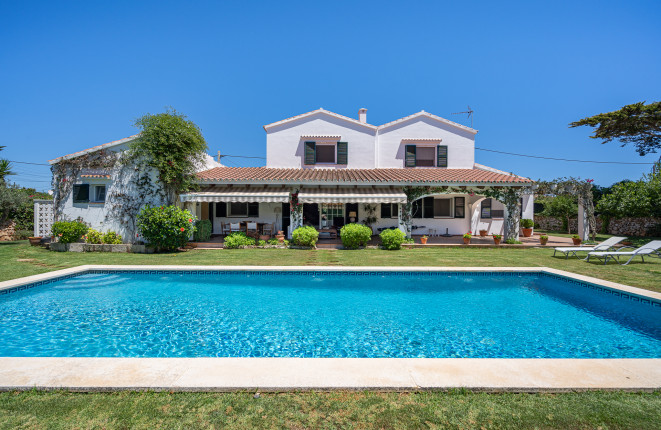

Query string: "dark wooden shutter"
[[437, 145, 448, 168], [454, 197, 465, 218], [380, 203, 391, 219], [405, 145, 416, 167], [481, 199, 491, 219], [304, 141, 316, 165], [73, 184, 89, 203], [423, 197, 434, 219], [216, 202, 227, 217], [248, 202, 259, 217], [336, 142, 348, 165], [412, 200, 423, 218]]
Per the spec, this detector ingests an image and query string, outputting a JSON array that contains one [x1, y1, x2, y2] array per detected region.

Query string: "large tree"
[[569, 101, 661, 155]]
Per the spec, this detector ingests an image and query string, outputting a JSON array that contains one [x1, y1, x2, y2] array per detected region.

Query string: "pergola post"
[[397, 203, 407, 235], [503, 205, 520, 241], [578, 202, 589, 241]]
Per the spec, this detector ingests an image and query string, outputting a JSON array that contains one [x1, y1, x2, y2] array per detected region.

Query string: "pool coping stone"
[[1, 265, 660, 392]]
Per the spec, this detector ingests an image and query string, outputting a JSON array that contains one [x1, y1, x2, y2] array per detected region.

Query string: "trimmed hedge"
[[340, 223, 372, 249], [380, 228, 406, 250], [51, 221, 88, 244], [292, 226, 319, 247]]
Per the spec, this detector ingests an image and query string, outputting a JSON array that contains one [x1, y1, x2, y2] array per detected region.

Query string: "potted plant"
[[276, 230, 285, 243], [463, 231, 472, 244], [28, 236, 41, 246], [479, 229, 488, 237], [521, 219, 534, 237], [420, 235, 428, 244], [539, 234, 549, 245], [492, 234, 502, 245], [571, 234, 581, 246]]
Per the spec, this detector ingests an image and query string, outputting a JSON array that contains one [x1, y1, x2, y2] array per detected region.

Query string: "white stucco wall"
[[377, 117, 475, 169], [266, 112, 376, 169]]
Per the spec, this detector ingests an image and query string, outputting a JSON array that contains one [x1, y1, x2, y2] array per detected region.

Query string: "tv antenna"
[[452, 105, 474, 128]]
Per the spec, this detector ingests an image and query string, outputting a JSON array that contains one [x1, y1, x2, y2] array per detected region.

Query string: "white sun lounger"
[[553, 236, 626, 259], [587, 240, 661, 265]]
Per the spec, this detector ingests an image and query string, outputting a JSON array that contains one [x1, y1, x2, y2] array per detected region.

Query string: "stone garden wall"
[[0, 220, 16, 241], [534, 216, 661, 237]]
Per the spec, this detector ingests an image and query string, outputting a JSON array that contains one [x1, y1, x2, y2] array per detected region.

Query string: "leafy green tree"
[[540, 195, 578, 234], [0, 183, 29, 224], [131, 108, 208, 204], [569, 101, 661, 155], [597, 169, 661, 218], [0, 146, 14, 183]]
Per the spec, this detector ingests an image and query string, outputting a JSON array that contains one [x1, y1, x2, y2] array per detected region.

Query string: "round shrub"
[[292, 226, 319, 247], [102, 231, 122, 244], [340, 223, 372, 249], [223, 232, 256, 249], [520, 218, 534, 229], [380, 228, 406, 250], [136, 205, 196, 251], [85, 229, 103, 244], [51, 220, 88, 244], [193, 219, 212, 242], [290, 226, 318, 247]]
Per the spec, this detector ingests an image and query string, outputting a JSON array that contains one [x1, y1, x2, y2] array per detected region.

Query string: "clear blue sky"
[[1, 0, 659, 191]]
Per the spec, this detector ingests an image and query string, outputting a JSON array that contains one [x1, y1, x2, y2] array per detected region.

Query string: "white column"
[[578, 202, 589, 241], [503, 206, 520, 241]]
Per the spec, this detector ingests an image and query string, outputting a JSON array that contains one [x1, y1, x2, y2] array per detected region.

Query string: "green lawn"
[[1, 390, 660, 429], [2, 240, 660, 292], [1, 240, 660, 428]]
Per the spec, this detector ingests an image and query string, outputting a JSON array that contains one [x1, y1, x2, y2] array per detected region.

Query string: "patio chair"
[[220, 222, 230, 235], [553, 236, 626, 259], [262, 223, 273, 237], [230, 222, 241, 233], [586, 240, 661, 265], [246, 222, 258, 234]]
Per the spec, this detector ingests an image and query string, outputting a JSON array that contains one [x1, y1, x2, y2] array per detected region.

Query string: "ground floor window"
[[413, 197, 459, 218], [93, 185, 106, 203], [227, 202, 259, 217], [380, 203, 398, 219], [481, 199, 504, 219], [320, 203, 343, 228]]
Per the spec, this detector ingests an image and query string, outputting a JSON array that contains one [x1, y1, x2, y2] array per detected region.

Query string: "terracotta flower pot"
[[539, 237, 548, 246], [522, 228, 533, 237], [572, 237, 581, 246], [28, 237, 41, 246], [420, 237, 428, 244], [479, 230, 487, 237], [493, 237, 501, 245], [463, 237, 471, 245], [276, 233, 285, 243]]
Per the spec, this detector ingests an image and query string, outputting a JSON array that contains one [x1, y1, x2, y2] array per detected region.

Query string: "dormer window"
[[405, 144, 448, 168], [304, 141, 348, 165]]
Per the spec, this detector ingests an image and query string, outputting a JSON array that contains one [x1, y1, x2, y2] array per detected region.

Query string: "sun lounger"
[[553, 236, 626, 259], [587, 240, 661, 265]]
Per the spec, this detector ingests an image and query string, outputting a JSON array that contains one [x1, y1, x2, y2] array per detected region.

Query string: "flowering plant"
[[492, 234, 502, 240], [463, 231, 472, 239], [136, 205, 197, 251]]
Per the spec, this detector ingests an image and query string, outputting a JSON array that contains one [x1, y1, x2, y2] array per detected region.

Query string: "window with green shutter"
[[336, 141, 348, 165], [423, 197, 434, 219], [405, 145, 416, 167], [454, 197, 465, 218], [437, 145, 448, 167], [304, 141, 316, 165]]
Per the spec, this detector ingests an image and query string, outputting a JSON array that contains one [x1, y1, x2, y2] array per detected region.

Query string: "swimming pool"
[[1, 269, 659, 358]]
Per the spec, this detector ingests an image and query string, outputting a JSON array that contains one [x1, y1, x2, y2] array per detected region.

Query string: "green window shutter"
[[304, 141, 316, 165], [73, 184, 89, 203], [423, 197, 434, 219], [248, 202, 259, 217], [380, 203, 391, 219], [405, 145, 416, 167], [454, 197, 465, 218], [336, 141, 348, 165], [437, 145, 448, 168]]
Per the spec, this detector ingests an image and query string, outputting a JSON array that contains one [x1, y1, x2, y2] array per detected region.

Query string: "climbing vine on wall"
[[534, 177, 596, 241]]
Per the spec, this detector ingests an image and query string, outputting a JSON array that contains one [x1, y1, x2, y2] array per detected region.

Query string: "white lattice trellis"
[[34, 199, 54, 237]]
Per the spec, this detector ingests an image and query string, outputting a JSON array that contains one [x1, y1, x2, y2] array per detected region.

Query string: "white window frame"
[[91, 184, 107, 203], [433, 197, 454, 219]]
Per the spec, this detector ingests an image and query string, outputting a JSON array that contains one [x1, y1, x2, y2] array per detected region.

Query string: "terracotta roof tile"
[[196, 167, 531, 185]]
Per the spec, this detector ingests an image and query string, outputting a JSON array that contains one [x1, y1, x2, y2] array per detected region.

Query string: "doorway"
[[303, 203, 319, 227]]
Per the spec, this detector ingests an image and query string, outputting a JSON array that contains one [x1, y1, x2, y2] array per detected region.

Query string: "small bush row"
[[339, 223, 372, 249]]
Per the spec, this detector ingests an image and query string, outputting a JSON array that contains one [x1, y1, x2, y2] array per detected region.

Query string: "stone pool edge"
[[1, 265, 660, 392]]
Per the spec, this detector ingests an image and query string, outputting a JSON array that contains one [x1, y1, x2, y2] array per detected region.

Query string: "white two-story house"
[[183, 108, 534, 239]]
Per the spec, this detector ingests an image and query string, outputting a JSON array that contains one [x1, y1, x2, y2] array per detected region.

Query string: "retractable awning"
[[297, 187, 407, 204], [179, 186, 290, 203]]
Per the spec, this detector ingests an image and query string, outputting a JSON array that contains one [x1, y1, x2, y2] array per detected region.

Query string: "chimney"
[[358, 108, 367, 123]]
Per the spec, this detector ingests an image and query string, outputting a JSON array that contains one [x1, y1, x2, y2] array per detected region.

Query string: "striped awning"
[[179, 186, 290, 203], [298, 187, 407, 204]]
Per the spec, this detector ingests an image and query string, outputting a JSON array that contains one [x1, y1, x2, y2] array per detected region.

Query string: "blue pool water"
[[0, 270, 659, 358]]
